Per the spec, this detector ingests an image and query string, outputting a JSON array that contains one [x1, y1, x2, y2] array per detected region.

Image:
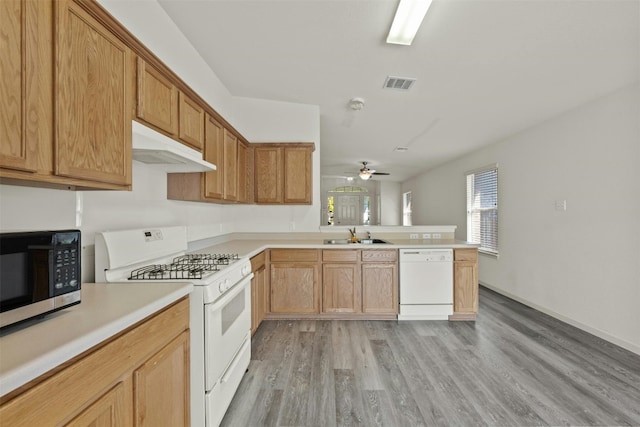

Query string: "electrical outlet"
[[410, 233, 419, 239], [289, 221, 296, 231], [432, 233, 441, 239], [422, 233, 431, 239]]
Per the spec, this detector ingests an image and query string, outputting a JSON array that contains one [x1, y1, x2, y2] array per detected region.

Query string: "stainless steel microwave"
[[0, 230, 81, 329]]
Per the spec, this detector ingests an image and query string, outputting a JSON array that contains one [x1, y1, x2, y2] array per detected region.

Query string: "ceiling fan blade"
[[372, 172, 390, 175]]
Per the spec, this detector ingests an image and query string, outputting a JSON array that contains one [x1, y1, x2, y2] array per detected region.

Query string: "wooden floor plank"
[[334, 369, 366, 426], [221, 288, 640, 426], [277, 331, 315, 426]]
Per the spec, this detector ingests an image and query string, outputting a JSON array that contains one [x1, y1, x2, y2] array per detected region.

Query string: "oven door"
[[204, 275, 252, 391]]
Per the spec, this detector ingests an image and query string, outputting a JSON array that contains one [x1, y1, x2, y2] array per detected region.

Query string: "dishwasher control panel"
[[400, 249, 453, 262]]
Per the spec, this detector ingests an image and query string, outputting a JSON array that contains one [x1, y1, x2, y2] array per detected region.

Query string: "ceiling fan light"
[[359, 170, 372, 180], [386, 0, 433, 46]]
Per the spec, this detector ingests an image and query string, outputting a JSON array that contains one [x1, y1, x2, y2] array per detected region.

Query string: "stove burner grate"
[[129, 262, 218, 280], [173, 254, 239, 266], [128, 253, 240, 280]]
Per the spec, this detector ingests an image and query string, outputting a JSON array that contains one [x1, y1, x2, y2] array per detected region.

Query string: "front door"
[[334, 195, 360, 225]]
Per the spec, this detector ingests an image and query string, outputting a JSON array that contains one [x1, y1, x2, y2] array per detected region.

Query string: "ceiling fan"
[[357, 161, 390, 180]]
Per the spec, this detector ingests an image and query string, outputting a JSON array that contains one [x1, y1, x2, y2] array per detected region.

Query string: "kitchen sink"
[[323, 239, 352, 244], [323, 238, 389, 245], [360, 238, 389, 244]]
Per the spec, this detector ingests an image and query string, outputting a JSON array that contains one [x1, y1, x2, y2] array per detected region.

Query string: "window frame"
[[466, 164, 498, 256]]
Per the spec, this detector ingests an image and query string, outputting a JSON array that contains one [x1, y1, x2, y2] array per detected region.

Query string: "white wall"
[[379, 181, 402, 225], [403, 84, 640, 354]]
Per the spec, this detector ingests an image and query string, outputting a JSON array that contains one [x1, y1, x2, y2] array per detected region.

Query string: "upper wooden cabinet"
[[0, 0, 38, 173], [1, 0, 131, 190], [136, 58, 178, 136], [254, 143, 314, 205], [202, 114, 225, 199], [237, 141, 249, 203], [223, 129, 238, 201], [166, 114, 252, 204], [178, 91, 204, 151], [55, 0, 132, 187], [254, 145, 282, 203], [136, 59, 204, 152]]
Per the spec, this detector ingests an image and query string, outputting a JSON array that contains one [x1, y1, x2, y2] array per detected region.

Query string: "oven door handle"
[[208, 273, 253, 311]]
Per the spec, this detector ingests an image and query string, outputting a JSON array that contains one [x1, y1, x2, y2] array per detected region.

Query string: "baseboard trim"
[[480, 281, 640, 356]]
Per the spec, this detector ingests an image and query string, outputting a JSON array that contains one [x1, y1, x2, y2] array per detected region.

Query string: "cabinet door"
[[0, 0, 35, 172], [323, 263, 360, 313], [362, 264, 398, 314], [203, 114, 224, 199], [134, 331, 190, 427], [178, 92, 204, 151], [65, 382, 129, 427], [223, 129, 238, 201], [271, 263, 319, 313], [136, 58, 178, 136], [254, 146, 283, 203], [237, 141, 248, 203], [251, 262, 267, 335], [453, 261, 478, 314], [55, 0, 132, 186], [283, 146, 312, 204]]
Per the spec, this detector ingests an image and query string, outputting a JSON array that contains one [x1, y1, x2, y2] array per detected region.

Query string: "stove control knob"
[[219, 279, 230, 292]]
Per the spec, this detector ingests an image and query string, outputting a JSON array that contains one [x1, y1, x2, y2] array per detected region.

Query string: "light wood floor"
[[221, 287, 640, 426]]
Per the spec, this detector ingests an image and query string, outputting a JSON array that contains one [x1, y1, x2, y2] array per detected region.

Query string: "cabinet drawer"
[[322, 250, 358, 263], [270, 249, 318, 263], [361, 250, 397, 263], [454, 248, 478, 262]]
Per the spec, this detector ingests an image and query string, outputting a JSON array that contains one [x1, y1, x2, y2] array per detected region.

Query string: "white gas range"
[[95, 226, 252, 427]]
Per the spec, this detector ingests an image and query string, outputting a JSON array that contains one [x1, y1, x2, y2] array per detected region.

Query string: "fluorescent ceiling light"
[[386, 0, 433, 46]]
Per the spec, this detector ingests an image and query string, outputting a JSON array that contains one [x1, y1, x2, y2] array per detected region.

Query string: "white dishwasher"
[[399, 249, 453, 320]]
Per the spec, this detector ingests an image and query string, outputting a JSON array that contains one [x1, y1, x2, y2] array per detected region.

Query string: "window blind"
[[466, 166, 498, 254]]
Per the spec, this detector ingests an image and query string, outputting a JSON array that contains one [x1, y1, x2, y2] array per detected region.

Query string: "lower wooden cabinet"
[[133, 331, 190, 426], [322, 263, 360, 313], [450, 248, 479, 321], [361, 263, 398, 314], [266, 249, 398, 319], [270, 262, 320, 314], [251, 251, 267, 335], [269, 249, 319, 314], [0, 298, 190, 426], [65, 382, 128, 426]]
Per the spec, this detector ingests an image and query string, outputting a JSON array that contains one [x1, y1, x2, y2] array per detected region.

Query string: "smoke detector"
[[348, 97, 365, 110]]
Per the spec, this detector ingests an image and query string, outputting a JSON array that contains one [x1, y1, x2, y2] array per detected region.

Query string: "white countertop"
[[0, 282, 192, 397], [192, 237, 478, 260]]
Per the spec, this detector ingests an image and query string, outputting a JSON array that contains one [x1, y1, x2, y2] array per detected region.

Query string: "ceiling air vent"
[[383, 76, 416, 91]]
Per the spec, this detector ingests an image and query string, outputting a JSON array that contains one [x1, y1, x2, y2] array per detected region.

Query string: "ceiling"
[[158, 0, 639, 182]]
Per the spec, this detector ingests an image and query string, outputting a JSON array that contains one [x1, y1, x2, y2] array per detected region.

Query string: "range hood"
[[131, 120, 216, 172]]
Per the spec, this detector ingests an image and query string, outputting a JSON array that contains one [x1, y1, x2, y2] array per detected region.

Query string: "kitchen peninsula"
[[186, 229, 479, 330]]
